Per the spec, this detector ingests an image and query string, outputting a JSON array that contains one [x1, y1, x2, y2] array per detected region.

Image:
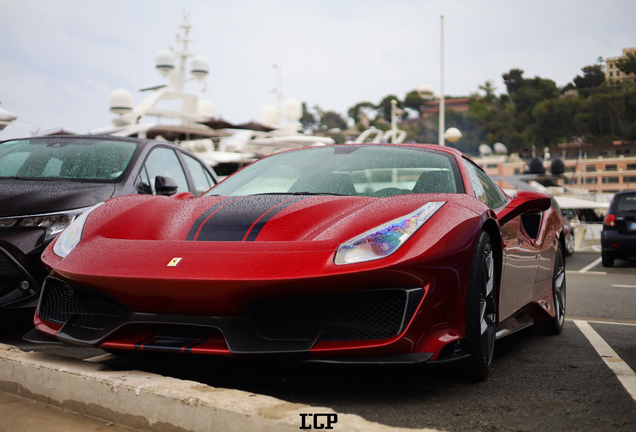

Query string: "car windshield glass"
[[0, 138, 137, 181], [616, 194, 636, 212], [207, 145, 461, 197]]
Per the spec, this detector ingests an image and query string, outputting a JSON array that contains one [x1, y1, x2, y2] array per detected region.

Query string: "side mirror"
[[497, 191, 551, 226], [155, 176, 179, 196]]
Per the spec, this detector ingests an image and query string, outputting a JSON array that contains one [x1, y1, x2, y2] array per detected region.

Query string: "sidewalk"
[[0, 343, 439, 432], [0, 392, 139, 432]]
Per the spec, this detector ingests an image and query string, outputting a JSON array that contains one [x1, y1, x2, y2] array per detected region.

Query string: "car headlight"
[[334, 201, 445, 265], [53, 203, 104, 258], [0, 206, 95, 242]]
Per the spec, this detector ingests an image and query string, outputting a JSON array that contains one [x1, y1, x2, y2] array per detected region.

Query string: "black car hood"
[[0, 179, 116, 217]]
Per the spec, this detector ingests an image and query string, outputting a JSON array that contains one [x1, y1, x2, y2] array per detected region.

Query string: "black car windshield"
[[207, 145, 462, 197], [0, 138, 137, 181]]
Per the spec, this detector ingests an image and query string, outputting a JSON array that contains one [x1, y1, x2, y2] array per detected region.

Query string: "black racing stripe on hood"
[[244, 196, 306, 241], [186, 197, 238, 241], [194, 195, 307, 242]]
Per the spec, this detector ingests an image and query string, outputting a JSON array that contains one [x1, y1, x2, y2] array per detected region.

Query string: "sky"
[[1, 0, 635, 139]]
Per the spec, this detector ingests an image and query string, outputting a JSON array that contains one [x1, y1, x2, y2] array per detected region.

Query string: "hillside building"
[[606, 48, 636, 83]]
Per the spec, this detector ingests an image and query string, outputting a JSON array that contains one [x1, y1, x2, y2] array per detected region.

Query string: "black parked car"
[[601, 190, 636, 267], [0, 135, 218, 311]]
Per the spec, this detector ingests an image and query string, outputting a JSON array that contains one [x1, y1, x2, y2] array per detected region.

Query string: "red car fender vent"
[[603, 214, 616, 227]]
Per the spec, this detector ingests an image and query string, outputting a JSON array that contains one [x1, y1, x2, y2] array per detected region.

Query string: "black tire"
[[602, 252, 614, 268], [545, 243, 566, 335], [461, 230, 497, 382]]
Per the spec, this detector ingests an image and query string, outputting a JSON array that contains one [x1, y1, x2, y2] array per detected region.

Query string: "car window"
[[0, 138, 137, 181], [616, 194, 636, 212], [144, 147, 189, 194], [463, 158, 508, 209], [182, 153, 214, 196], [0, 152, 29, 176], [135, 166, 153, 194], [208, 145, 461, 197]]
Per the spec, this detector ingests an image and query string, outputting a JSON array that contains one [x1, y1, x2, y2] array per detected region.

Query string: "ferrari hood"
[[83, 194, 468, 246], [0, 179, 115, 217]]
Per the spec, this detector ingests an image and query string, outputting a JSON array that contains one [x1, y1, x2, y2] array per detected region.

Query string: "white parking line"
[[566, 271, 607, 275], [574, 320, 636, 403], [566, 318, 636, 327], [612, 285, 636, 289], [579, 257, 603, 273]]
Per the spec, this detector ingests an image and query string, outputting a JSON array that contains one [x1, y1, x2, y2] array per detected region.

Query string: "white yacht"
[[91, 14, 333, 174], [0, 106, 18, 132]]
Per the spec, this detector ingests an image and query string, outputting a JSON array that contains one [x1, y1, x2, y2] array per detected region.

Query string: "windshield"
[[208, 145, 462, 197], [0, 138, 138, 181]]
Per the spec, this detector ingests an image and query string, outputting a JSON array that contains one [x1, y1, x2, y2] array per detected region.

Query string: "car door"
[[498, 213, 544, 320], [462, 159, 540, 321]]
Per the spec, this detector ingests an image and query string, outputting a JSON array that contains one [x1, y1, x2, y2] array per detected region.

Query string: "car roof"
[[612, 189, 636, 196], [0, 135, 174, 149]]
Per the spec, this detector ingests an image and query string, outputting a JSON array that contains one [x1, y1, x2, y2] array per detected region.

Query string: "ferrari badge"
[[167, 257, 182, 267]]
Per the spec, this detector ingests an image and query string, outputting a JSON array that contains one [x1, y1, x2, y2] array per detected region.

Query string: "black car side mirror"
[[497, 191, 551, 226], [155, 176, 179, 196]]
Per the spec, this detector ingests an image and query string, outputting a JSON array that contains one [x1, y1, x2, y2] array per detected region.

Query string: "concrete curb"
[[0, 344, 441, 432]]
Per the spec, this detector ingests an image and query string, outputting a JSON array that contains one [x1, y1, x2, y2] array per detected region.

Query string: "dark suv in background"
[[601, 190, 636, 267]]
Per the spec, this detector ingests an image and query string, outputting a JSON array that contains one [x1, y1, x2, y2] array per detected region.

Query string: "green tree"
[[587, 80, 636, 138], [573, 64, 605, 89], [478, 80, 497, 102], [347, 101, 376, 124], [320, 110, 348, 131], [533, 96, 587, 144], [616, 53, 636, 75], [502, 69, 525, 95], [403, 90, 427, 115], [377, 95, 402, 121], [300, 102, 317, 130]]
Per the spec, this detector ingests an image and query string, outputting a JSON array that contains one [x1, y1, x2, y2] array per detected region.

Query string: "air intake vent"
[[39, 278, 128, 330], [247, 289, 409, 342]]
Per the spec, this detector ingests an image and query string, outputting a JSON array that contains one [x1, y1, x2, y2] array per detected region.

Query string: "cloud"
[[1, 0, 635, 139]]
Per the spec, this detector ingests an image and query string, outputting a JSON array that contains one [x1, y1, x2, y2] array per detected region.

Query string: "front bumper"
[[601, 231, 636, 258], [34, 276, 428, 359], [0, 243, 44, 310]]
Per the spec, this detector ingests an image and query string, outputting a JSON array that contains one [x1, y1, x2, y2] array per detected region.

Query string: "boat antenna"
[[273, 56, 283, 117], [172, 12, 193, 92]]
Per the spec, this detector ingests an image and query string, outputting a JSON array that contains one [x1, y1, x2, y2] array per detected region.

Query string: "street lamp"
[[416, 16, 462, 146], [439, 15, 445, 146], [390, 99, 404, 143], [445, 127, 462, 143]]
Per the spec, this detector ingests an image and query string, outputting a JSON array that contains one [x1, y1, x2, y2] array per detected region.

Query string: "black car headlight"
[[52, 203, 104, 258], [0, 206, 95, 243]]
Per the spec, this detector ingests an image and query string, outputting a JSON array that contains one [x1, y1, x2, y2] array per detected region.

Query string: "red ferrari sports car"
[[29, 143, 566, 381]]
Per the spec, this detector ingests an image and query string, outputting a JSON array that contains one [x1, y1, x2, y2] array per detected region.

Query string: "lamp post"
[[390, 99, 404, 143], [417, 17, 462, 146], [439, 15, 445, 146]]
